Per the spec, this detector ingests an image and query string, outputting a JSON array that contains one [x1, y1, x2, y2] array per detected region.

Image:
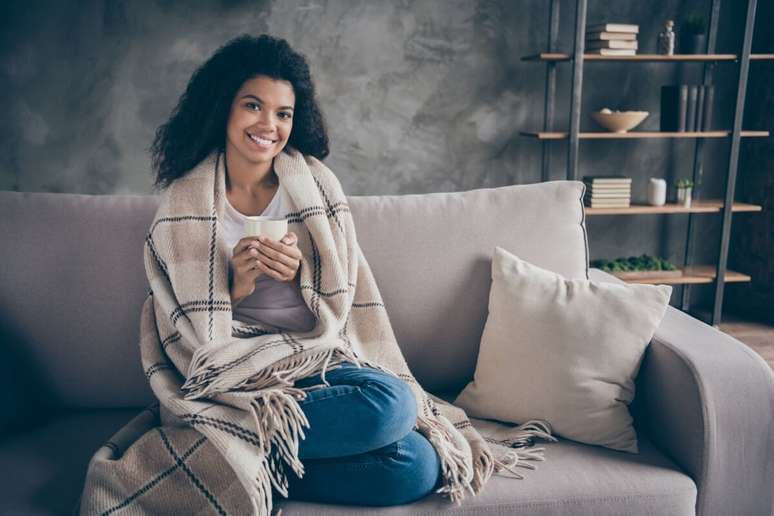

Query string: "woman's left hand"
[[254, 232, 302, 282]]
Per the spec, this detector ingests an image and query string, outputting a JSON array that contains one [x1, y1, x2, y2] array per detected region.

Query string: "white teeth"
[[248, 133, 274, 146]]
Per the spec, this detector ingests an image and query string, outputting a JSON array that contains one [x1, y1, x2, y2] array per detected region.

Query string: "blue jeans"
[[281, 362, 442, 506]]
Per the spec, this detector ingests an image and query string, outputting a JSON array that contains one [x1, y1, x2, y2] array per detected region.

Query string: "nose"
[[253, 110, 275, 131]]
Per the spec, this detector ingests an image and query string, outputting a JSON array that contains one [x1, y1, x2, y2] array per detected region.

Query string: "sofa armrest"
[[590, 269, 774, 516]]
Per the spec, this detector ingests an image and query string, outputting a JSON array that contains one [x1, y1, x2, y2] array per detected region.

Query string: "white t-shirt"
[[222, 182, 317, 332]]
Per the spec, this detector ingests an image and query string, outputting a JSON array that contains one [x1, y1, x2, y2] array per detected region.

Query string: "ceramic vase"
[[648, 178, 667, 206], [677, 187, 692, 208]]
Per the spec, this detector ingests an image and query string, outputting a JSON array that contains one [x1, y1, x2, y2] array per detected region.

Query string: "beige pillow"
[[454, 246, 672, 453]]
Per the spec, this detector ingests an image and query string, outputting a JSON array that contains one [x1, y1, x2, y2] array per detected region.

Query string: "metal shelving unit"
[[523, 0, 770, 326]]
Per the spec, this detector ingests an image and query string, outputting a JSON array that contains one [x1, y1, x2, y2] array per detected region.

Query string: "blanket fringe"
[[181, 342, 233, 399], [469, 439, 494, 495], [492, 420, 557, 480], [180, 343, 367, 516], [242, 385, 311, 516], [249, 387, 309, 493], [418, 414, 474, 505], [507, 419, 556, 444], [245, 454, 273, 516], [181, 342, 362, 401]]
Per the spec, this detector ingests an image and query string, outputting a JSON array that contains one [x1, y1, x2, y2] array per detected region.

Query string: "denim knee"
[[370, 430, 442, 505], [285, 430, 442, 506], [358, 372, 418, 448]]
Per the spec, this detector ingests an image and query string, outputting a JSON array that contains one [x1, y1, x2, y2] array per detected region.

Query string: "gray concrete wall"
[[1, 0, 763, 314], [728, 0, 774, 324]]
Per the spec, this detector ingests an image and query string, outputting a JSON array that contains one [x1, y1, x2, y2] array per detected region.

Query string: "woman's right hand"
[[230, 237, 266, 304]]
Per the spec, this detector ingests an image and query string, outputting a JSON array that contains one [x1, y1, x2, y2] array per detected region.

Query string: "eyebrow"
[[240, 94, 294, 111]]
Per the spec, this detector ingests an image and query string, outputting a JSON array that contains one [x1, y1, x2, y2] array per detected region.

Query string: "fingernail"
[[258, 236, 266, 243]]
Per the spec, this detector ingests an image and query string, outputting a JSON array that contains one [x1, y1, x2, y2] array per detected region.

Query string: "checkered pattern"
[[77, 148, 524, 516]]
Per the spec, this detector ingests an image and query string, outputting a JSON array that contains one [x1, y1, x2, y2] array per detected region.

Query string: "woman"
[[149, 34, 442, 507]]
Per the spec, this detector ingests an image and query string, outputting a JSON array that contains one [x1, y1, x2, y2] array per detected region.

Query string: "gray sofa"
[[1, 182, 772, 516]]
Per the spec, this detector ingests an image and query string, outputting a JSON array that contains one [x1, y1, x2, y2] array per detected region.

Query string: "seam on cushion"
[[578, 181, 590, 280], [401, 490, 695, 516], [651, 334, 709, 515]]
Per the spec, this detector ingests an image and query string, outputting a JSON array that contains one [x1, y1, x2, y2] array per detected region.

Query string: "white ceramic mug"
[[244, 216, 288, 242], [647, 178, 667, 206]]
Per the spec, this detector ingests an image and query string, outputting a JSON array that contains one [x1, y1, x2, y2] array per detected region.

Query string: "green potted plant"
[[590, 254, 681, 279], [676, 178, 694, 207], [681, 14, 707, 54]]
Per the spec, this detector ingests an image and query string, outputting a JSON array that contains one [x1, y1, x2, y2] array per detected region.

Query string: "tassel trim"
[[179, 343, 365, 516], [492, 419, 556, 480], [469, 439, 494, 495], [181, 342, 362, 401], [417, 414, 474, 505]]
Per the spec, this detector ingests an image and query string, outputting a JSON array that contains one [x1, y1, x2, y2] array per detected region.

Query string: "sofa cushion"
[[349, 181, 588, 391], [277, 435, 696, 515], [0, 408, 140, 516], [0, 192, 158, 409], [454, 248, 672, 452], [0, 181, 586, 405], [3, 407, 693, 516]]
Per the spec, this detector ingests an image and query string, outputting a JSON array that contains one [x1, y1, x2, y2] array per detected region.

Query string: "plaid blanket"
[[77, 148, 552, 515]]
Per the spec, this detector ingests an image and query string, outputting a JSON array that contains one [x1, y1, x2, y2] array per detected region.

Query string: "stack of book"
[[583, 176, 632, 208], [660, 84, 715, 132], [585, 23, 639, 56]]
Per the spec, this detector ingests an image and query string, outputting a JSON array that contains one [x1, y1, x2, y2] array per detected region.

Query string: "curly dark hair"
[[149, 34, 329, 190]]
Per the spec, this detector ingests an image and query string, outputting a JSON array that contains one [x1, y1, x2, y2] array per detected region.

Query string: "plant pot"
[[681, 33, 707, 54], [677, 187, 692, 208]]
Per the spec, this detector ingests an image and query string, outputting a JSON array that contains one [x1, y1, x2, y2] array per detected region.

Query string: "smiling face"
[[225, 75, 296, 174]]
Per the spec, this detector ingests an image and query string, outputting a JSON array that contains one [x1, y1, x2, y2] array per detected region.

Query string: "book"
[[660, 85, 688, 131], [660, 86, 677, 131], [585, 189, 631, 195], [585, 200, 631, 208], [585, 190, 631, 196], [587, 23, 639, 34], [584, 188, 632, 197], [695, 86, 705, 133], [586, 48, 637, 56], [585, 31, 638, 41], [584, 196, 631, 203], [585, 187, 631, 193], [586, 39, 638, 50], [584, 194, 630, 200], [678, 85, 688, 131], [686, 85, 698, 131], [584, 188, 631, 194], [702, 84, 714, 130], [584, 186, 632, 191], [585, 195, 632, 201], [585, 199, 631, 205], [583, 175, 632, 184]]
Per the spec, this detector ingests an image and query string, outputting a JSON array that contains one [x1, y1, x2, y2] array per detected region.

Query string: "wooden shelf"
[[521, 53, 774, 62], [520, 130, 769, 140], [615, 266, 751, 285], [585, 201, 762, 216]]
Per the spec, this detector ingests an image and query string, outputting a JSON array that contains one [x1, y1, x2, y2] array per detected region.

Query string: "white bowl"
[[591, 110, 649, 133]]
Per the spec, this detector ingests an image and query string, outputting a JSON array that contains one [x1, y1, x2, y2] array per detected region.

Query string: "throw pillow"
[[454, 246, 672, 453]]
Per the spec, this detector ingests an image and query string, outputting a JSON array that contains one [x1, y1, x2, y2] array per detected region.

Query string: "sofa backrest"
[[0, 181, 587, 408]]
